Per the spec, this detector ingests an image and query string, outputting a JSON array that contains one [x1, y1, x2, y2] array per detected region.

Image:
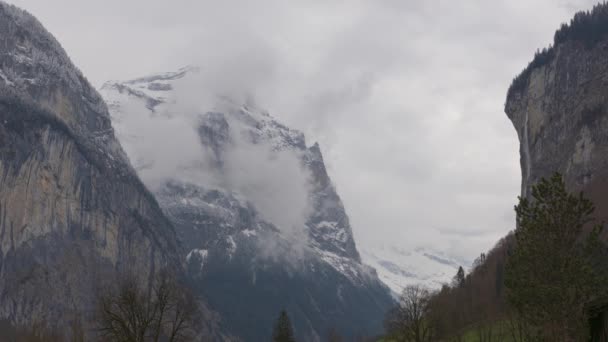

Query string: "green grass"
[[377, 320, 517, 342], [459, 320, 516, 342]]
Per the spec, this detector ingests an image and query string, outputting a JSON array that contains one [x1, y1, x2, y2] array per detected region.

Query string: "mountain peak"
[[102, 67, 361, 261], [101, 68, 392, 340]]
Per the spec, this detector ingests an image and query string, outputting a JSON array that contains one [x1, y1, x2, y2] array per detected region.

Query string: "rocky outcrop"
[[505, 4, 608, 224], [0, 3, 205, 336], [102, 68, 393, 341]]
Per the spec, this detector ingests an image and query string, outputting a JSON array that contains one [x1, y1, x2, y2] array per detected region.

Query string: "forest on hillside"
[[382, 174, 608, 342], [508, 2, 608, 101]]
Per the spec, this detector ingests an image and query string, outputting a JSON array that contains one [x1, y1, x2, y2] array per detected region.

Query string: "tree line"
[[508, 2, 608, 101], [4, 173, 606, 341], [384, 174, 608, 341]]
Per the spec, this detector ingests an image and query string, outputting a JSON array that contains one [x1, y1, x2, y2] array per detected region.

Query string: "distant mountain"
[[101, 68, 394, 341], [0, 3, 230, 339], [360, 244, 467, 294]]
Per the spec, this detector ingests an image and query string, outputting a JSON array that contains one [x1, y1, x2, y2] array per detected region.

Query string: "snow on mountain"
[[100, 66, 471, 300], [361, 243, 469, 295], [102, 66, 359, 263], [100, 67, 394, 340]]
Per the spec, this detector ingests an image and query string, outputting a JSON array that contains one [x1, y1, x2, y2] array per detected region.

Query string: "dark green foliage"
[[451, 266, 465, 288], [272, 310, 296, 342], [507, 47, 554, 102], [507, 2, 608, 102], [505, 173, 607, 341], [405, 175, 608, 341], [553, 3, 608, 48]]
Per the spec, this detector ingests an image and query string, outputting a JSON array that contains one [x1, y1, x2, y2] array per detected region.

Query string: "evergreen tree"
[[272, 310, 296, 342], [451, 266, 465, 288], [505, 173, 607, 341]]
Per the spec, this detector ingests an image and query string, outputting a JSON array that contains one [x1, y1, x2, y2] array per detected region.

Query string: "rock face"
[[505, 4, 608, 224], [0, 3, 199, 336], [102, 68, 394, 341]]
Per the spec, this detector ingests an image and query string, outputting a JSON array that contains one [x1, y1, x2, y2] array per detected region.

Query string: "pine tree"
[[505, 173, 607, 341], [451, 266, 465, 288], [272, 310, 296, 342]]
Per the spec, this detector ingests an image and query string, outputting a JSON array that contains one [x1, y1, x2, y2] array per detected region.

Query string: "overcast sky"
[[6, 0, 600, 261]]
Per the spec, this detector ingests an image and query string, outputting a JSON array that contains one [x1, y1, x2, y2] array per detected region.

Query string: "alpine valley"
[[0, 1, 467, 340]]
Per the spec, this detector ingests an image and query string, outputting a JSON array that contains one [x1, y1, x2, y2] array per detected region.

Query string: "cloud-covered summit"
[[7, 0, 599, 272]]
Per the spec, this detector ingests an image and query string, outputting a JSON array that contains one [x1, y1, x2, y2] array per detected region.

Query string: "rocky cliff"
[[505, 4, 608, 226], [0, 3, 211, 336], [102, 68, 394, 341]]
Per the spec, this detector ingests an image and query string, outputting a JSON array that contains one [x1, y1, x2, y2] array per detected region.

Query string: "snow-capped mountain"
[[361, 244, 469, 295], [101, 67, 393, 341]]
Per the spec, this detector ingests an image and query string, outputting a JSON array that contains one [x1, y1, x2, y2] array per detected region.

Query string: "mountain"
[[361, 244, 466, 294], [101, 67, 394, 341], [0, 3, 233, 338], [505, 2, 608, 229], [0, 2, 167, 334]]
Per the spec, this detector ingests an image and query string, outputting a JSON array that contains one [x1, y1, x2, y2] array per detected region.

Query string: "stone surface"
[[102, 68, 394, 341], [0, 3, 229, 339], [505, 32, 608, 228]]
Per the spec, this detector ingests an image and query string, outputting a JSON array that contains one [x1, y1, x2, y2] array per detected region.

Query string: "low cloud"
[[221, 137, 312, 239], [110, 76, 313, 246]]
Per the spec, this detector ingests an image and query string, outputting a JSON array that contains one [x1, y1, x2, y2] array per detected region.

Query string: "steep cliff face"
[[505, 4, 608, 224], [102, 68, 393, 341], [0, 3, 184, 332]]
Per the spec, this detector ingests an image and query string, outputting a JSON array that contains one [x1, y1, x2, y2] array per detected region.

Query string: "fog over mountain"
[[101, 68, 394, 340], [4, 0, 599, 283], [106, 70, 313, 242]]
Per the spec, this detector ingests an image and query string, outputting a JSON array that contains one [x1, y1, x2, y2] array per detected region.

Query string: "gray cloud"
[[6, 0, 600, 262]]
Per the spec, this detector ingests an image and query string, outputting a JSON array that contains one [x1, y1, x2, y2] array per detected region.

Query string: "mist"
[[107, 74, 313, 242]]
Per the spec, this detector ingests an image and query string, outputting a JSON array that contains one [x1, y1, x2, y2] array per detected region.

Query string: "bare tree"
[[385, 285, 433, 342], [0, 319, 65, 342], [96, 271, 198, 342], [326, 327, 344, 342]]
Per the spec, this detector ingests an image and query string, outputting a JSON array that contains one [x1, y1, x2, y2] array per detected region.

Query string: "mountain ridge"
[[102, 67, 394, 341]]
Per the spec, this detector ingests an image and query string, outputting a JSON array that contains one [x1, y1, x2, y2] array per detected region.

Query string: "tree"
[[505, 173, 607, 341], [384, 285, 434, 342], [96, 271, 198, 342], [272, 310, 296, 342], [451, 266, 465, 288], [0, 319, 65, 342], [326, 327, 344, 342]]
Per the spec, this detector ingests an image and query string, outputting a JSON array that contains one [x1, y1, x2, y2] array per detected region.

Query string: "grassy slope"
[[377, 320, 516, 342]]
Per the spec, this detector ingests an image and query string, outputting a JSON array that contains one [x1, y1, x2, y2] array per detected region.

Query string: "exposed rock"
[[0, 3, 228, 339], [102, 68, 393, 341], [505, 4, 608, 227]]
